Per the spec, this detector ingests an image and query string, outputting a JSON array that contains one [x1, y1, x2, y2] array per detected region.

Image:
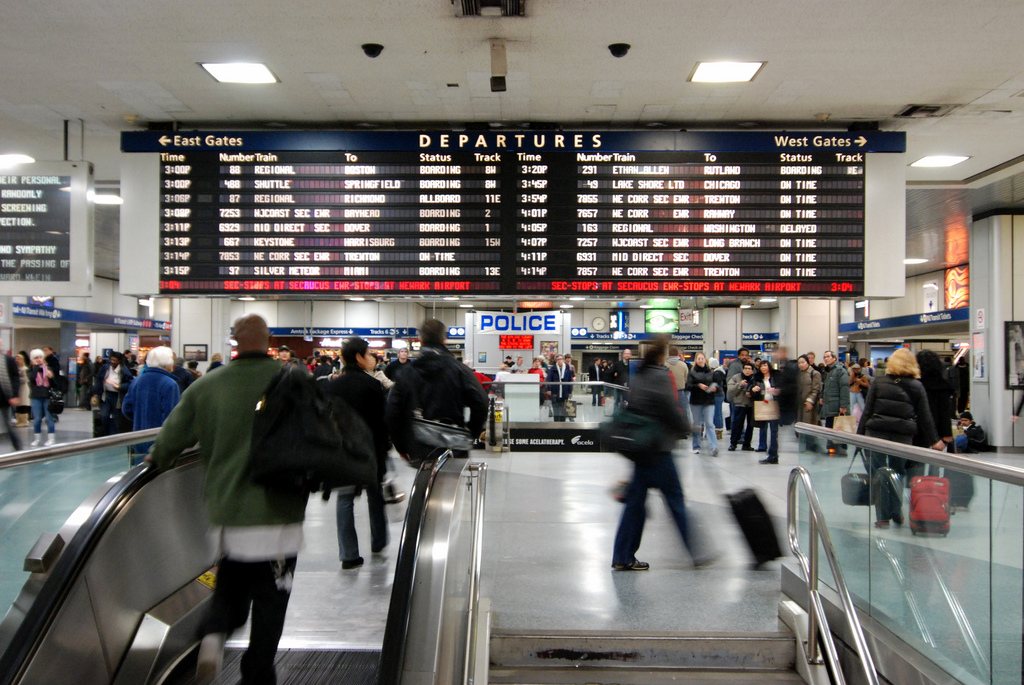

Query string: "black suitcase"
[[726, 488, 783, 568], [943, 467, 974, 510]]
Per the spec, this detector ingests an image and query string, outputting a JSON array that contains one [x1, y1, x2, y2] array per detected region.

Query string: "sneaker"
[[611, 559, 650, 571], [710, 448, 719, 457], [341, 557, 364, 570], [693, 448, 700, 455], [195, 632, 227, 684], [44, 435, 55, 446], [29, 436, 41, 447]]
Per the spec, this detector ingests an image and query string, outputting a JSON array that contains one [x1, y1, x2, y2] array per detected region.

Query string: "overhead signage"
[[121, 130, 905, 297], [838, 308, 969, 333], [476, 311, 562, 334], [0, 162, 93, 297], [269, 327, 416, 337], [13, 303, 171, 330], [742, 332, 780, 341]]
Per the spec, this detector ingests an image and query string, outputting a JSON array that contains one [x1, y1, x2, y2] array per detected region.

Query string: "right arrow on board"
[[855, 136, 867, 147]]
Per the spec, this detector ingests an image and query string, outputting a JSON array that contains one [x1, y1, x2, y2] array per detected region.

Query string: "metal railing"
[[0, 429, 160, 471], [787, 465, 879, 685], [462, 462, 488, 685]]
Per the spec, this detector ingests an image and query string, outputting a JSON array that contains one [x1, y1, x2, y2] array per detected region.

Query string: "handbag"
[[47, 388, 65, 415], [411, 410, 475, 451], [841, 450, 870, 506], [833, 414, 858, 433], [600, 408, 661, 462], [753, 399, 780, 422]]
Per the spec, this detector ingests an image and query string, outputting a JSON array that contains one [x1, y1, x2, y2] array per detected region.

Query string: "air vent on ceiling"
[[453, 0, 525, 17], [894, 104, 960, 118]]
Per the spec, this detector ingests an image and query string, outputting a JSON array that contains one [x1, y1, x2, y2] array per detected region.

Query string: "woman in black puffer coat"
[[857, 348, 944, 527], [685, 352, 719, 455]]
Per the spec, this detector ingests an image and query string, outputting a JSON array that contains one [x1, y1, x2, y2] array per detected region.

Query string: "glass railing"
[[792, 423, 1024, 685], [0, 430, 159, 616]]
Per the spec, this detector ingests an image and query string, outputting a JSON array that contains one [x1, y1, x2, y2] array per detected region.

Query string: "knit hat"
[[960, 411, 973, 421], [851, 364, 861, 370]]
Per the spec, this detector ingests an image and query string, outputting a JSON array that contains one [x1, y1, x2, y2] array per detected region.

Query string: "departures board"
[[120, 130, 906, 297]]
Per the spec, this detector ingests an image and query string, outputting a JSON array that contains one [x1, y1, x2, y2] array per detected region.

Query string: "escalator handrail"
[[788, 465, 879, 685], [0, 428, 161, 472], [378, 450, 452, 685], [0, 463, 157, 685]]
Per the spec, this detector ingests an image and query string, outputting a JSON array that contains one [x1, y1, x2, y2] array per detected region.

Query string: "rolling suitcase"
[[726, 488, 782, 568], [909, 476, 950, 536]]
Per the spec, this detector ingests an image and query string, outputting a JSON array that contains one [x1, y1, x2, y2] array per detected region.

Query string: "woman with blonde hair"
[[857, 347, 944, 527]]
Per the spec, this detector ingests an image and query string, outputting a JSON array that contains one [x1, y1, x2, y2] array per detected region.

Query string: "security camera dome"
[[608, 43, 631, 58], [361, 43, 384, 58]]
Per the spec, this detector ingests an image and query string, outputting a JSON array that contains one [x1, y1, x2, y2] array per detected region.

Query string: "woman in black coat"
[[325, 336, 391, 569], [857, 348, 944, 527], [685, 352, 719, 455], [916, 350, 954, 454]]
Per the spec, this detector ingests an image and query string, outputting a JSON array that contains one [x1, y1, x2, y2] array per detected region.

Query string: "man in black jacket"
[[954, 412, 988, 453], [385, 319, 488, 464]]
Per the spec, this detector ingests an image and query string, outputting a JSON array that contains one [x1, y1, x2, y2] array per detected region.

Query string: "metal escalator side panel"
[[0, 461, 215, 685], [378, 452, 452, 685]]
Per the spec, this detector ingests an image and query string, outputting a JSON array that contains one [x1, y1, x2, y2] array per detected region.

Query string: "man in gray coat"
[[819, 350, 850, 452]]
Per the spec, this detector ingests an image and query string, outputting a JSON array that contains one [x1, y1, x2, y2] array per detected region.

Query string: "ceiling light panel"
[[201, 63, 278, 84], [690, 62, 764, 83]]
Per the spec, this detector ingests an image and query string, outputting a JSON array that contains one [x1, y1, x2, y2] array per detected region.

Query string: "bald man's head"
[[233, 314, 270, 355]]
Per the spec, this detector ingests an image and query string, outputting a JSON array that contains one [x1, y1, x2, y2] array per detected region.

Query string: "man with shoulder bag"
[[385, 319, 488, 464]]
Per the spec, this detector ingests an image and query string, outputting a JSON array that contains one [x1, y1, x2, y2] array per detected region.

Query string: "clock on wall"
[[591, 317, 607, 331]]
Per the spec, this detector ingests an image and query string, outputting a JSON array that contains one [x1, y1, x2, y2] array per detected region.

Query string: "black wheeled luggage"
[[726, 488, 783, 568]]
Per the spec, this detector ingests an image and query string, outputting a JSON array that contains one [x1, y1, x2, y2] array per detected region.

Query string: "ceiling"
[[5, 0, 1024, 304]]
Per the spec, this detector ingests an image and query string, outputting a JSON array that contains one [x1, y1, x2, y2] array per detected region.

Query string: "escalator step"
[[209, 648, 380, 684]]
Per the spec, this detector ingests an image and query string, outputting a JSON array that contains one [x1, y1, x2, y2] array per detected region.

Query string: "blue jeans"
[[713, 395, 724, 429], [730, 405, 754, 448], [336, 484, 388, 561], [954, 434, 968, 451], [690, 403, 718, 451], [761, 419, 780, 458], [678, 390, 690, 419], [612, 453, 698, 565], [30, 397, 54, 435]]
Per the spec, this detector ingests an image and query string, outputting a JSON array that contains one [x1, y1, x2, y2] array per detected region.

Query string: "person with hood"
[[916, 350, 955, 458], [795, 355, 822, 451], [385, 319, 488, 464], [611, 336, 712, 571], [121, 346, 181, 464], [685, 352, 719, 456], [666, 347, 689, 418], [857, 348, 945, 527]]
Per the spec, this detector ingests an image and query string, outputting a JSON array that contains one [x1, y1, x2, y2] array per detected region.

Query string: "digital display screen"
[[499, 335, 534, 350], [121, 130, 905, 297], [0, 174, 72, 282], [645, 309, 679, 333]]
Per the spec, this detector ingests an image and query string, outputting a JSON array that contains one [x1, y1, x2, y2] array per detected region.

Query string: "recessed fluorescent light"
[[0, 154, 35, 167], [200, 63, 278, 84], [569, 296, 586, 301], [559, 304, 573, 309], [690, 61, 763, 83], [92, 194, 123, 205], [238, 296, 255, 301], [460, 303, 473, 308], [759, 297, 777, 303], [904, 258, 928, 265], [910, 156, 969, 167], [739, 304, 752, 309]]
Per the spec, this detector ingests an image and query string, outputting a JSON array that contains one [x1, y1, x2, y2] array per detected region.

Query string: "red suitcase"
[[909, 476, 950, 536]]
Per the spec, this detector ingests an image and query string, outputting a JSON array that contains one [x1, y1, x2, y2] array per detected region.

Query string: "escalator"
[[0, 447, 484, 685]]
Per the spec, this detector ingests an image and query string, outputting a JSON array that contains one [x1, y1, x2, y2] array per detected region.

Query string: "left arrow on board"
[[158, 136, 173, 146]]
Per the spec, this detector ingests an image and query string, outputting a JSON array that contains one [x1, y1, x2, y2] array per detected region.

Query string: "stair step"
[[489, 666, 805, 684], [489, 630, 799, 683]]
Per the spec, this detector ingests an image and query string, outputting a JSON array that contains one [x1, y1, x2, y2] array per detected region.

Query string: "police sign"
[[477, 311, 561, 335]]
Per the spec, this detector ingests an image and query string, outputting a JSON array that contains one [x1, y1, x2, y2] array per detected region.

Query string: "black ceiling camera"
[[361, 43, 384, 58], [608, 43, 630, 58]]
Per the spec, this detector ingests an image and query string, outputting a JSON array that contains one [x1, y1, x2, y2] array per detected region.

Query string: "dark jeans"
[[200, 556, 298, 685], [729, 405, 754, 448], [612, 453, 699, 565], [0, 406, 19, 451], [97, 395, 121, 437], [552, 397, 568, 422], [761, 419, 780, 458]]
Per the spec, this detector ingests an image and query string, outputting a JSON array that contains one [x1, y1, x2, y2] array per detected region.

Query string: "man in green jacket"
[[150, 314, 307, 684], [819, 350, 851, 453]]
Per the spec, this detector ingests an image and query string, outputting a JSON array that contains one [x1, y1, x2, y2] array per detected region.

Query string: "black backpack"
[[249, 365, 376, 492]]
